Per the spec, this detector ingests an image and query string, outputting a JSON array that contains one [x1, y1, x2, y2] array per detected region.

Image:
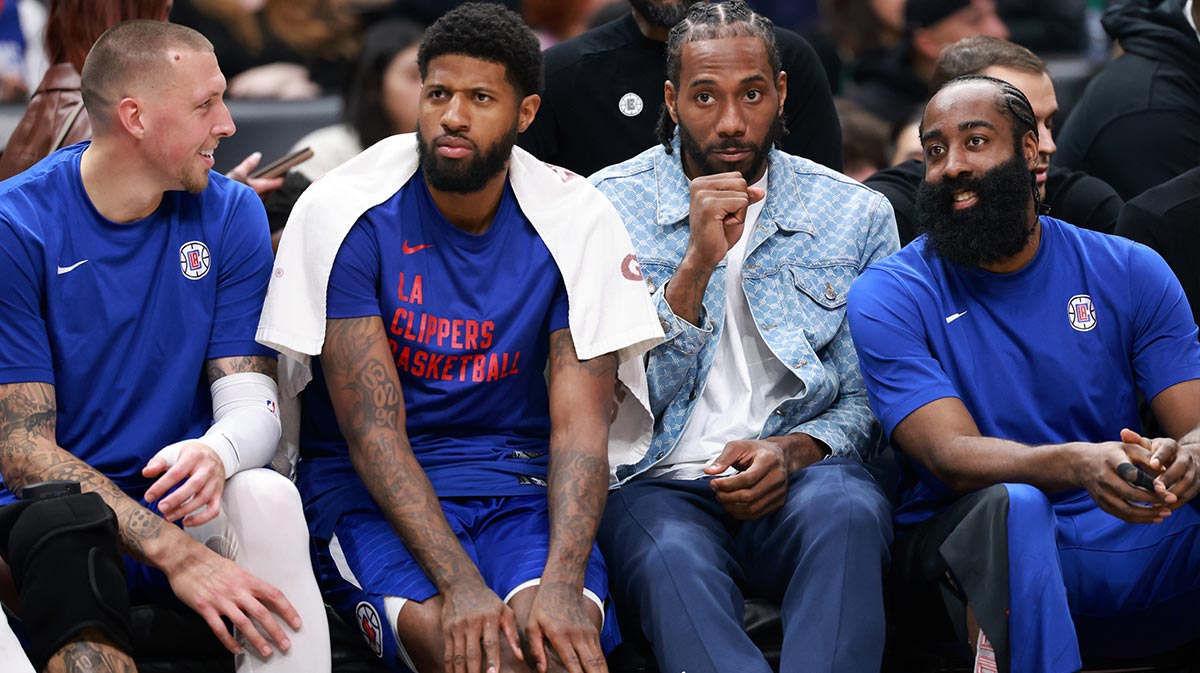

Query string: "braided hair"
[[656, 0, 786, 153]]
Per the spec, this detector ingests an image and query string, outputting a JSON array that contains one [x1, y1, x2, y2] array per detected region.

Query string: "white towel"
[[256, 133, 662, 483]]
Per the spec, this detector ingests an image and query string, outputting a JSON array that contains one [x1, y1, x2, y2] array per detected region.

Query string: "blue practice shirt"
[[848, 216, 1200, 528], [0, 143, 275, 503], [299, 170, 569, 535]]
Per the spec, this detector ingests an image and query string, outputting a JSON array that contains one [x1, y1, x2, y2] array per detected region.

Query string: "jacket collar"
[[652, 133, 816, 237]]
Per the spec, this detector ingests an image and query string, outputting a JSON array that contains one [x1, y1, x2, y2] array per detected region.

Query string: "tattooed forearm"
[[544, 330, 614, 587], [0, 382, 177, 565], [47, 631, 136, 673], [206, 354, 278, 383], [323, 317, 483, 590]]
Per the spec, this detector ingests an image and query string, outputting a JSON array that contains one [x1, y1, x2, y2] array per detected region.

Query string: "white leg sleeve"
[[0, 612, 35, 673], [187, 469, 330, 673]]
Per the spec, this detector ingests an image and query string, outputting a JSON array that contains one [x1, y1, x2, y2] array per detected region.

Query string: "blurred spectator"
[[866, 35, 1122, 244], [0, 0, 47, 102], [847, 0, 1008, 127], [524, 0, 618, 43], [170, 0, 360, 99], [520, 0, 844, 177], [383, 0, 519, 25], [1055, 0, 1200, 199], [836, 98, 891, 181], [890, 110, 924, 164], [1115, 165, 1200, 330], [996, 0, 1088, 53], [290, 19, 424, 180], [808, 0, 904, 92], [0, 0, 171, 181]]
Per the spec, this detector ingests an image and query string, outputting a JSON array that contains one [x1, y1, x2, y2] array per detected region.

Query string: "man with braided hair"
[[848, 76, 1200, 672], [590, 3, 896, 672]]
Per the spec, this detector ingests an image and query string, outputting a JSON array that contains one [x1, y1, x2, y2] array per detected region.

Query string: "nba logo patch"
[[179, 241, 211, 280], [265, 400, 277, 416], [355, 601, 384, 658], [1067, 294, 1097, 332]]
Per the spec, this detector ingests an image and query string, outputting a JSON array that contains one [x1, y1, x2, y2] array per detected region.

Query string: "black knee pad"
[[0, 490, 133, 671]]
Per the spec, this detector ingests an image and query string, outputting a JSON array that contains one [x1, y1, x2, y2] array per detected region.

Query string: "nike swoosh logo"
[[402, 241, 432, 255], [945, 310, 968, 324], [57, 260, 89, 275]]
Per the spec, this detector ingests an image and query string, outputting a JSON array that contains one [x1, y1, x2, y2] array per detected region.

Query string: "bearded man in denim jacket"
[[588, 4, 899, 673]]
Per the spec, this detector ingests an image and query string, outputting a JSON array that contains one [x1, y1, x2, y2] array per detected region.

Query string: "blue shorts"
[[313, 495, 619, 672]]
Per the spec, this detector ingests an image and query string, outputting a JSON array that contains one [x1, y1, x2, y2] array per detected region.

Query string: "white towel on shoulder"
[[256, 133, 662, 483]]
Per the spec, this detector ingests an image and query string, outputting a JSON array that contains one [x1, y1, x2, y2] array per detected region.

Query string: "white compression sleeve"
[[153, 372, 281, 476]]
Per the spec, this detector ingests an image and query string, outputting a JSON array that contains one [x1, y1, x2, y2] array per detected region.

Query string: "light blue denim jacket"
[[591, 141, 899, 485]]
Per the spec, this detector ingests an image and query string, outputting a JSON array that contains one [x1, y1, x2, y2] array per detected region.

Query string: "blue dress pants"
[[598, 458, 893, 673]]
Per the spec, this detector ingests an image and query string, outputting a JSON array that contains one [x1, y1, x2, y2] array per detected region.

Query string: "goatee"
[[914, 152, 1037, 268], [678, 113, 781, 182], [417, 124, 515, 194]]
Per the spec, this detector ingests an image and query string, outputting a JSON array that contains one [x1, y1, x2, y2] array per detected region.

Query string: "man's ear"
[[517, 93, 541, 133], [776, 70, 787, 116], [116, 97, 146, 140], [664, 80, 679, 124], [1022, 130, 1039, 170]]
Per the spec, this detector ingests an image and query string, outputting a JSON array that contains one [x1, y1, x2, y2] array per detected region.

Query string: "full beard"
[[914, 152, 1038, 268], [416, 123, 515, 194], [627, 0, 703, 28], [678, 113, 781, 182]]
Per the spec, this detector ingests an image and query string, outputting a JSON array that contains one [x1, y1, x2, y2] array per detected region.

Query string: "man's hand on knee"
[[142, 441, 227, 526], [523, 582, 606, 673], [441, 579, 522, 673], [165, 542, 301, 658], [705, 440, 790, 520]]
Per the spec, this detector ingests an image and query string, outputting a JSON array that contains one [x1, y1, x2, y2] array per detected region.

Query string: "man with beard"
[[590, 4, 896, 673], [257, 4, 664, 673], [847, 75, 1200, 672], [518, 0, 842, 177]]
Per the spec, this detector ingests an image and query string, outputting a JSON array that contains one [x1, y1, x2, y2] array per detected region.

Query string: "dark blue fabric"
[[599, 459, 892, 673]]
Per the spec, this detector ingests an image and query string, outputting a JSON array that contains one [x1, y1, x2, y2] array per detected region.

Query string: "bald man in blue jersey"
[[0, 20, 328, 673]]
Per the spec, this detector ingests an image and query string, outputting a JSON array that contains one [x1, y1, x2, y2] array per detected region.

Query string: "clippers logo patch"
[[179, 241, 211, 280], [355, 601, 384, 658], [621, 253, 643, 281], [618, 92, 644, 117], [1067, 294, 1097, 332]]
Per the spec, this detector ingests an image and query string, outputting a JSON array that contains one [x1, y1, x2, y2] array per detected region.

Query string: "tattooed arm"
[[321, 316, 522, 673], [0, 381, 300, 657], [524, 329, 615, 673]]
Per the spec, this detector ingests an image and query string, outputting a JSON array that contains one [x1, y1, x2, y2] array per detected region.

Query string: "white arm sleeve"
[[152, 372, 282, 478]]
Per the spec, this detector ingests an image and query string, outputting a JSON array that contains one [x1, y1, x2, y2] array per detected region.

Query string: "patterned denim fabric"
[[591, 141, 899, 484]]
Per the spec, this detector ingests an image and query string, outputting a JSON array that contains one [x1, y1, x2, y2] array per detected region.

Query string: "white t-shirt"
[[647, 170, 804, 480]]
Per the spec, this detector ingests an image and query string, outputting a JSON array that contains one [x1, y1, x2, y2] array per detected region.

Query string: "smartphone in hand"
[[249, 147, 314, 180]]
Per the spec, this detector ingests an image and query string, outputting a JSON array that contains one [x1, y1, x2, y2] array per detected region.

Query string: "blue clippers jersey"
[[848, 217, 1200, 528], [0, 143, 275, 503], [299, 170, 569, 532]]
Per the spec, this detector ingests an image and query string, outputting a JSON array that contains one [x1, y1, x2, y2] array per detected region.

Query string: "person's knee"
[[224, 467, 304, 517], [782, 466, 892, 546], [0, 492, 132, 672]]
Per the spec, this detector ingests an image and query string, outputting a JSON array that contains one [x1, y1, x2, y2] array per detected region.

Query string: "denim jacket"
[[591, 141, 899, 485]]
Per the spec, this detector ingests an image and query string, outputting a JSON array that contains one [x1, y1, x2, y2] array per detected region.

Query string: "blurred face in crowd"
[[138, 48, 235, 193], [383, 44, 421, 134], [416, 54, 538, 194], [981, 65, 1057, 199], [666, 35, 785, 184], [627, 0, 704, 28], [914, 81, 1039, 267], [892, 119, 924, 165], [914, 0, 1009, 64]]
